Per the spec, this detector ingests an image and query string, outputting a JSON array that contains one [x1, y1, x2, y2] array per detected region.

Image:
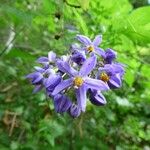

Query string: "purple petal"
[[108, 74, 122, 88], [57, 61, 78, 77], [53, 94, 72, 113], [76, 85, 87, 112], [44, 68, 55, 75], [89, 90, 107, 106], [69, 104, 81, 118], [33, 85, 43, 93], [32, 74, 43, 84], [44, 74, 61, 88], [99, 64, 124, 76], [34, 66, 45, 73], [79, 55, 97, 76], [26, 72, 43, 84], [37, 57, 49, 63], [84, 77, 109, 91], [71, 50, 86, 65], [52, 78, 73, 95], [104, 48, 117, 64], [26, 72, 37, 79], [48, 51, 56, 62], [93, 35, 102, 46], [76, 35, 92, 46], [95, 47, 105, 57]]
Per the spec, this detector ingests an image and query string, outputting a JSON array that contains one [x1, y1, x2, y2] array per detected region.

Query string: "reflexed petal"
[[37, 57, 49, 63], [108, 74, 122, 88], [89, 89, 106, 106], [104, 48, 117, 64], [48, 51, 56, 62], [52, 78, 73, 95], [54, 94, 72, 113], [71, 50, 86, 65], [32, 74, 43, 84], [26, 72, 43, 84], [44, 74, 61, 88], [57, 60, 78, 77], [79, 55, 97, 76], [44, 68, 55, 75], [34, 66, 45, 73], [95, 47, 105, 57], [113, 63, 125, 76], [99, 64, 124, 76], [93, 35, 102, 46], [33, 85, 43, 93], [69, 104, 81, 118], [26, 72, 37, 79], [76, 85, 87, 112], [84, 77, 109, 91], [76, 35, 91, 45]]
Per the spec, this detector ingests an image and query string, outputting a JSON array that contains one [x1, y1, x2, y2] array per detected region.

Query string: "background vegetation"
[[0, 0, 150, 149]]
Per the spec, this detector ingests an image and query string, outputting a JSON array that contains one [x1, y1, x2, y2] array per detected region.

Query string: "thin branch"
[[17, 129, 25, 142], [9, 113, 17, 136], [0, 27, 24, 57]]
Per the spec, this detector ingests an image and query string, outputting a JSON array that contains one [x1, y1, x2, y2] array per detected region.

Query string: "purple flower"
[[27, 67, 54, 83], [26, 71, 44, 93], [53, 94, 72, 113], [26, 34, 126, 118], [52, 55, 109, 112], [97, 64, 125, 88], [76, 35, 105, 57], [26, 67, 61, 94], [69, 104, 81, 118], [89, 89, 106, 106], [103, 48, 117, 64], [26, 71, 43, 85], [37, 51, 56, 65], [71, 50, 86, 65]]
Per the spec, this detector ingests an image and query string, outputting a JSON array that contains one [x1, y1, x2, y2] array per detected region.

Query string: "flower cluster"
[[26, 35, 125, 118]]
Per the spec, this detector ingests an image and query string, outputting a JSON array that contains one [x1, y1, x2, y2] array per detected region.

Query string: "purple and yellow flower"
[[97, 64, 125, 88], [52, 55, 109, 112], [26, 34, 126, 118], [76, 34, 105, 57]]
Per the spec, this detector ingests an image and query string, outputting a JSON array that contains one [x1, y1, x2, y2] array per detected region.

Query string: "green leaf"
[[5, 48, 36, 61], [73, 9, 88, 34], [78, 0, 90, 10], [125, 6, 150, 44], [0, 5, 33, 26]]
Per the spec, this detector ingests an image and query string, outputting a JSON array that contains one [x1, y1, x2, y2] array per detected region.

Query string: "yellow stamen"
[[100, 72, 109, 82], [74, 77, 84, 87], [87, 45, 94, 52]]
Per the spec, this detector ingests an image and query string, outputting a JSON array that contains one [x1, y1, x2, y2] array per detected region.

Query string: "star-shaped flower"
[[52, 55, 109, 112]]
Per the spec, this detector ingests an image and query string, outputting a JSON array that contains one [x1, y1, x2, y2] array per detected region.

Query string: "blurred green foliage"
[[0, 0, 150, 149]]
